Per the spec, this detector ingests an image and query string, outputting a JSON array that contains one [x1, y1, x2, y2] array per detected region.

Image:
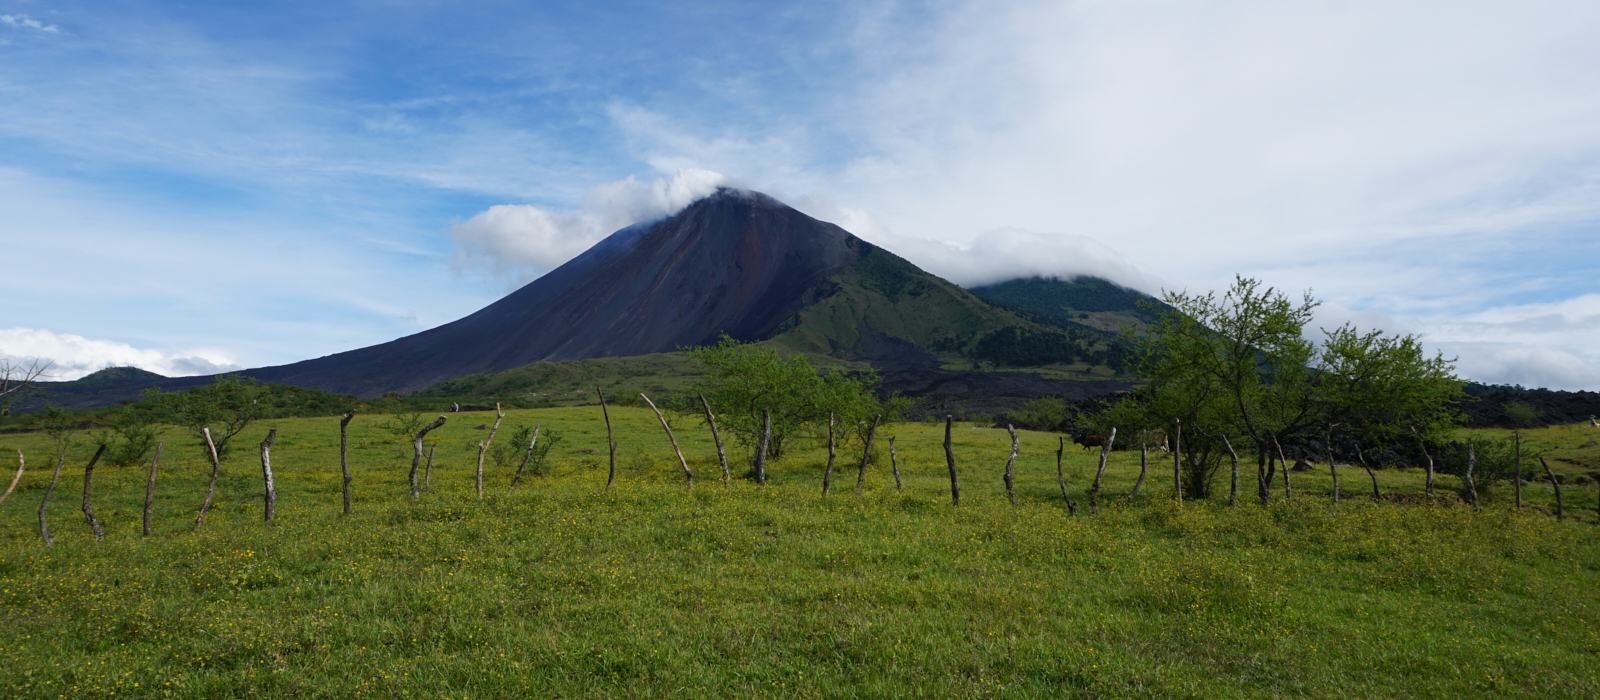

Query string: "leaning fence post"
[[754, 409, 771, 485], [1090, 427, 1117, 513], [1057, 436, 1077, 515], [508, 425, 541, 491], [411, 416, 447, 498], [1540, 457, 1563, 521], [259, 429, 278, 520], [81, 444, 108, 540], [1273, 436, 1292, 501], [822, 411, 835, 496], [1465, 443, 1479, 510], [1355, 441, 1380, 501], [642, 393, 693, 488], [944, 415, 960, 506], [598, 388, 616, 488], [476, 403, 504, 499], [889, 435, 902, 490], [1127, 442, 1148, 501], [196, 429, 223, 529], [856, 414, 881, 490], [1003, 424, 1019, 506], [699, 394, 729, 483], [1, 449, 23, 507], [143, 442, 162, 536], [38, 450, 67, 545], [339, 410, 355, 515], [1325, 426, 1340, 505]]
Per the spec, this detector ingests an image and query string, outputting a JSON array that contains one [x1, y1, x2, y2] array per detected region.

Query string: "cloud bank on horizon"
[[0, 328, 239, 381], [3, 1, 1599, 390]]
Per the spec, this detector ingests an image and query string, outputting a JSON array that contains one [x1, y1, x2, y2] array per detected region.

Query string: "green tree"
[[145, 374, 263, 463]]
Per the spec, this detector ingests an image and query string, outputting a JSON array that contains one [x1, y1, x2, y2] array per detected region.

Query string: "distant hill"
[[966, 276, 1166, 334]]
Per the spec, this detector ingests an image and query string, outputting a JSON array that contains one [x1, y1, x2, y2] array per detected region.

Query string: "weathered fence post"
[[143, 442, 162, 537], [1355, 442, 1380, 501], [699, 394, 729, 482], [1540, 457, 1563, 521], [411, 416, 447, 498], [476, 403, 504, 499], [1325, 426, 1340, 505], [599, 388, 617, 488], [1, 449, 23, 506], [642, 393, 693, 488], [508, 425, 541, 491], [1004, 424, 1019, 506], [822, 411, 836, 496], [1220, 434, 1240, 507], [1411, 426, 1435, 498], [1514, 431, 1523, 509], [81, 444, 108, 540], [1057, 436, 1077, 514], [889, 436, 902, 490], [260, 429, 278, 520], [1127, 442, 1148, 501], [339, 410, 355, 515], [1274, 436, 1292, 501], [196, 428, 223, 529], [857, 414, 881, 490], [1172, 418, 1183, 502], [1090, 427, 1117, 513], [1465, 443, 1479, 510], [754, 409, 771, 485], [944, 415, 960, 506], [38, 449, 67, 545]]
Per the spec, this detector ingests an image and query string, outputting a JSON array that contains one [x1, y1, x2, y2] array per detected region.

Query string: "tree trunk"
[[38, 452, 67, 545], [599, 387, 617, 488], [1355, 442, 1379, 501], [889, 435, 902, 490], [411, 416, 448, 498], [0, 449, 23, 507], [1220, 434, 1240, 507], [1273, 436, 1292, 501], [339, 411, 355, 515], [143, 442, 162, 537], [1091, 427, 1117, 513], [1264, 449, 1276, 495], [423, 443, 436, 491], [1325, 426, 1340, 505], [259, 429, 278, 521], [822, 411, 835, 496], [81, 444, 108, 540], [754, 408, 770, 486], [1540, 457, 1563, 521], [508, 425, 542, 491], [1057, 436, 1077, 515], [857, 414, 881, 490], [1514, 430, 1523, 509], [699, 394, 729, 482], [642, 394, 693, 488], [944, 415, 960, 506], [1172, 418, 1183, 502], [1004, 424, 1019, 506], [196, 428, 223, 528], [1127, 443, 1147, 501], [476, 403, 504, 499], [1412, 426, 1435, 498], [1465, 443, 1479, 510]]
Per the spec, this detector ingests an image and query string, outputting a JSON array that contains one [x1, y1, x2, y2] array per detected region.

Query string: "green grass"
[[1, 410, 1597, 698]]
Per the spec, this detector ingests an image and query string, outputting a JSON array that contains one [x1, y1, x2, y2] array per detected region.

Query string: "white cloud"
[[0, 14, 60, 33], [0, 327, 240, 381], [449, 168, 729, 289]]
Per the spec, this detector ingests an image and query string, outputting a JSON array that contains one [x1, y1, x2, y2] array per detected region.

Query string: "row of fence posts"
[[3, 395, 1591, 546]]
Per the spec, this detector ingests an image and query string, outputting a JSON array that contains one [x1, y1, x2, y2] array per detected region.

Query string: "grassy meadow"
[[1, 407, 1598, 698]]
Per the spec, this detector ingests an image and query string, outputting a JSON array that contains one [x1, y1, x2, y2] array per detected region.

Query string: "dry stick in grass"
[[699, 394, 729, 482], [1514, 430, 1523, 509], [410, 416, 447, 499], [598, 388, 617, 488], [1355, 442, 1380, 501], [423, 444, 436, 491], [822, 411, 835, 496], [1274, 436, 1292, 501], [259, 429, 278, 520], [475, 403, 505, 499], [856, 414, 881, 490], [339, 410, 355, 515], [642, 393, 693, 488], [754, 409, 771, 486], [1127, 443, 1148, 501], [1172, 418, 1183, 502], [143, 442, 162, 537], [1540, 457, 1563, 522], [944, 415, 960, 506], [1411, 425, 1436, 498], [38, 449, 67, 545], [0, 449, 23, 507], [196, 428, 223, 529], [1090, 427, 1117, 513], [1057, 436, 1077, 515], [1325, 425, 1340, 505], [1465, 443, 1479, 510], [80, 443, 107, 541], [1003, 424, 1019, 506], [889, 436, 902, 490], [507, 425, 542, 492]]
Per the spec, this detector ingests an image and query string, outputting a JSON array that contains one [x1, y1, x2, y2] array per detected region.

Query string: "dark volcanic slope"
[[247, 189, 860, 396]]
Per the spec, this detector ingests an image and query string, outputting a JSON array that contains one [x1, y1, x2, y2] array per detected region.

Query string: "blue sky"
[[4, 1, 1600, 389]]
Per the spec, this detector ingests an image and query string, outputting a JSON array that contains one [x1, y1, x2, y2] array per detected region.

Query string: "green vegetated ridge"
[[0, 410, 1596, 697], [413, 352, 714, 408], [967, 275, 1164, 333]]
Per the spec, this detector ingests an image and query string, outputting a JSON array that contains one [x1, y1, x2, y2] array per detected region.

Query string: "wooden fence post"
[[1465, 443, 1479, 510], [143, 442, 162, 536], [1411, 426, 1435, 498], [0, 449, 22, 507], [1540, 457, 1563, 521], [1127, 442, 1148, 501], [1090, 427, 1117, 513], [642, 393, 693, 488], [81, 444, 108, 540], [1003, 424, 1019, 506], [259, 429, 278, 520], [38, 450, 67, 545], [411, 416, 447, 499], [508, 425, 541, 491], [339, 410, 355, 515], [944, 415, 960, 506], [856, 414, 881, 490], [1514, 431, 1523, 509], [1355, 442, 1380, 501], [699, 394, 729, 482], [1172, 418, 1183, 502], [889, 436, 902, 490], [1219, 434, 1239, 507], [754, 409, 771, 486], [1057, 436, 1077, 515], [822, 411, 835, 496], [1273, 436, 1292, 501], [598, 388, 616, 488], [1325, 426, 1340, 505], [476, 403, 504, 499], [196, 428, 223, 529]]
